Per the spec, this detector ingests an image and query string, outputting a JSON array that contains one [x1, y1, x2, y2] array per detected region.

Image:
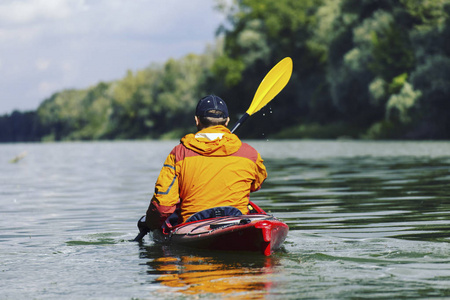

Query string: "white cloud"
[[0, 0, 87, 24], [61, 61, 74, 72], [0, 0, 228, 114], [0, 26, 41, 44], [35, 58, 51, 71], [38, 81, 58, 94]]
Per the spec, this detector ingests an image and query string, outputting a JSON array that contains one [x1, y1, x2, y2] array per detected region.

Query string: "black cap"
[[195, 95, 229, 118]]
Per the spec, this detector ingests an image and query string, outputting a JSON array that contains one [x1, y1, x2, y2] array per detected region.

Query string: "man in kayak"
[[144, 95, 267, 231]]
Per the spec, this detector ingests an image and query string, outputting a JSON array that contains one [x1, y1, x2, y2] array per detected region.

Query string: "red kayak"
[[151, 202, 289, 256]]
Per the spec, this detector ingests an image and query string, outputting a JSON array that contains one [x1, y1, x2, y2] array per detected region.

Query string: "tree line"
[[1, 0, 449, 142]]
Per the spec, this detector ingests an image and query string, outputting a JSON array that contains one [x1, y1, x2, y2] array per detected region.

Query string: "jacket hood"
[[181, 125, 242, 156]]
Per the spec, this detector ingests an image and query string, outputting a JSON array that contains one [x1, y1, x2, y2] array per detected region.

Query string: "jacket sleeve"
[[250, 152, 267, 192], [145, 152, 180, 230]]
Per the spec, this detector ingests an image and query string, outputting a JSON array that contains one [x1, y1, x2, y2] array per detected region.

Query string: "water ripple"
[[1, 141, 449, 299]]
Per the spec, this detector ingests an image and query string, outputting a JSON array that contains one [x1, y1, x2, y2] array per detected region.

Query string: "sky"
[[0, 0, 229, 115]]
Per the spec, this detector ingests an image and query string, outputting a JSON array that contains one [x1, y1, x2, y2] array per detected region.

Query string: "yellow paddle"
[[231, 57, 293, 133]]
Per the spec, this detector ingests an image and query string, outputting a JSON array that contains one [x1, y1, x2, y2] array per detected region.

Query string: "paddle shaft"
[[132, 216, 150, 242], [132, 230, 147, 242], [230, 113, 249, 133]]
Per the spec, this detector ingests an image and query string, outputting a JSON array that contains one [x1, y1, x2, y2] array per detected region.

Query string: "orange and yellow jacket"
[[146, 125, 267, 229]]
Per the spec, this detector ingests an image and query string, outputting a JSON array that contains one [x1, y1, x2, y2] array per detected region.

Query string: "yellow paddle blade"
[[246, 57, 293, 116]]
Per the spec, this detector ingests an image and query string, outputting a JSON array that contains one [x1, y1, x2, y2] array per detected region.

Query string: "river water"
[[1, 140, 449, 299]]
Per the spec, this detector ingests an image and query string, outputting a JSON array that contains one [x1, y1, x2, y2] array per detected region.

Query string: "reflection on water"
[[258, 156, 450, 243], [132, 151, 450, 298], [140, 245, 279, 298], [1, 141, 449, 299]]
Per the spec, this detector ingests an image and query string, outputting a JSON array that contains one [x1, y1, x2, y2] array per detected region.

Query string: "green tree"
[[213, 0, 329, 137], [0, 111, 41, 142], [37, 89, 88, 140], [4, 0, 450, 142], [410, 55, 450, 138]]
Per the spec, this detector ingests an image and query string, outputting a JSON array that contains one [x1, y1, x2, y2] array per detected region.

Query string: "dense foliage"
[[1, 0, 449, 142]]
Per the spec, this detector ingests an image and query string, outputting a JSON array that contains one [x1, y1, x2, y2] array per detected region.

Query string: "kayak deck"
[[153, 214, 289, 256]]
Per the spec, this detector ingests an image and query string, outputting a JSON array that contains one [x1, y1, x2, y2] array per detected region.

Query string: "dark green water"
[[1, 141, 449, 299]]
